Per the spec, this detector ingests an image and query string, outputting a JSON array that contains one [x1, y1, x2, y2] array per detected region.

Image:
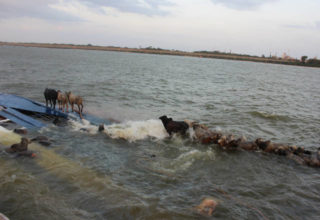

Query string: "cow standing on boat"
[[44, 88, 58, 109], [57, 90, 69, 112], [66, 91, 84, 118]]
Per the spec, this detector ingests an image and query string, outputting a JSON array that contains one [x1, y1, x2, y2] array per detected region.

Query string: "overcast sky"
[[0, 0, 319, 58]]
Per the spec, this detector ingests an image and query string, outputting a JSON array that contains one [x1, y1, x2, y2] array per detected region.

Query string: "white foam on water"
[[170, 149, 216, 171], [38, 124, 55, 133], [69, 118, 169, 141], [70, 119, 99, 134], [0, 125, 21, 145], [0, 125, 11, 133], [104, 119, 169, 142], [142, 148, 216, 175]]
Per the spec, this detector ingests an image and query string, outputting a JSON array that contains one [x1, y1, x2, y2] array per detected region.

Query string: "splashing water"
[[69, 118, 170, 141], [104, 119, 169, 142], [69, 119, 100, 134]]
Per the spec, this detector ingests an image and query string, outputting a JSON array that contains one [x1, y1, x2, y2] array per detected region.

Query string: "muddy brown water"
[[0, 46, 319, 219]]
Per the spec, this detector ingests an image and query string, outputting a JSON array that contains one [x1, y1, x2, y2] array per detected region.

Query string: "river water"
[[0, 46, 319, 219]]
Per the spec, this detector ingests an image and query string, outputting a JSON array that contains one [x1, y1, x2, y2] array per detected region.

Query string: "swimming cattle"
[[31, 135, 52, 146], [159, 115, 189, 136], [194, 123, 320, 168], [160, 116, 320, 168], [5, 137, 29, 153], [5, 137, 36, 158], [194, 198, 218, 217]]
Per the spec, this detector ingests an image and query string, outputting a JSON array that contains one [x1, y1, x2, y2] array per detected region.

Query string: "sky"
[[0, 0, 319, 58]]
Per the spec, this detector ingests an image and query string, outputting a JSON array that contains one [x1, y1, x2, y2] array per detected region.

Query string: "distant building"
[[282, 53, 295, 61]]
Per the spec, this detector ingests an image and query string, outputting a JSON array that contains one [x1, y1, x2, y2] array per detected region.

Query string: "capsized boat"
[[0, 93, 111, 129]]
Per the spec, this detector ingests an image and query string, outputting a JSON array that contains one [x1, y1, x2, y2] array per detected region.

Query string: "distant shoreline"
[[1, 42, 319, 68]]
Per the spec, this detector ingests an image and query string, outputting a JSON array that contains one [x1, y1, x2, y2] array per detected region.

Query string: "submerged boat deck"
[[0, 93, 111, 129]]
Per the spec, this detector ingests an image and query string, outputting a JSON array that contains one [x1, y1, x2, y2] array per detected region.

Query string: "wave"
[[69, 118, 215, 143], [136, 149, 216, 176], [70, 119, 100, 134], [104, 119, 169, 142], [248, 111, 291, 122], [170, 149, 216, 171], [68, 118, 171, 142]]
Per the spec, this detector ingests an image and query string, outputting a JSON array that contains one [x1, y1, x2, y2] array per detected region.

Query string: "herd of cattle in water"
[[159, 115, 320, 168], [1, 91, 319, 218], [2, 89, 320, 169]]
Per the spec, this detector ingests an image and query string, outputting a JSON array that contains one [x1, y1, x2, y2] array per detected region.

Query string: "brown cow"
[[57, 90, 69, 112], [66, 91, 84, 117]]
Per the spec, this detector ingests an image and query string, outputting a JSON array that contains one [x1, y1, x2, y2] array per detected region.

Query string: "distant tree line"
[[67, 44, 320, 67], [194, 50, 259, 58], [301, 56, 320, 67], [195, 50, 320, 67], [2, 41, 319, 68]]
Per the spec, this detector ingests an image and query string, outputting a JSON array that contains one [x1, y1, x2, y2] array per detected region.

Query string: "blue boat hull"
[[0, 93, 111, 129]]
